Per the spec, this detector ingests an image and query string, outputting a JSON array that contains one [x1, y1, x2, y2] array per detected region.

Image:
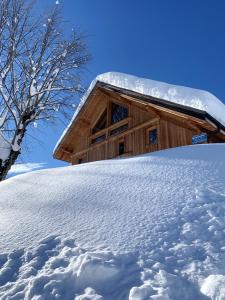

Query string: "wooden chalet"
[[53, 73, 225, 165]]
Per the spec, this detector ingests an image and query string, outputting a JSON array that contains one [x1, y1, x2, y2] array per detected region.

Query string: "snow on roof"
[[1, 144, 225, 298], [54, 72, 225, 153]]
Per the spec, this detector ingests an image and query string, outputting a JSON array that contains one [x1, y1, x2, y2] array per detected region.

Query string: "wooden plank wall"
[[71, 95, 202, 165], [89, 143, 106, 162], [159, 117, 199, 150], [130, 104, 152, 126]]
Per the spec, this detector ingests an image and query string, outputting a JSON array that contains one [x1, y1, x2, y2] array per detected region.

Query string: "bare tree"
[[0, 0, 90, 180]]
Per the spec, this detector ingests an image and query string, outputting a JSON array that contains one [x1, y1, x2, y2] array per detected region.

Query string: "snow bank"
[[54, 72, 225, 153], [1, 144, 225, 299], [8, 162, 46, 175]]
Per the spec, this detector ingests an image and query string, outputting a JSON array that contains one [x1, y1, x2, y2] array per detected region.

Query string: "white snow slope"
[[1, 144, 225, 299], [54, 72, 225, 153]]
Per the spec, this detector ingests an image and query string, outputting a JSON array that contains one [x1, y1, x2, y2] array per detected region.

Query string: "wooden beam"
[[90, 117, 132, 140], [71, 117, 159, 159], [117, 92, 209, 124], [99, 87, 132, 106], [109, 117, 159, 142], [205, 117, 218, 130], [77, 118, 91, 126], [61, 148, 73, 155], [100, 87, 217, 132], [71, 148, 89, 158]]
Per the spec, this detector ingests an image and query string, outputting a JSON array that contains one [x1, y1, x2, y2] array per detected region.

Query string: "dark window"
[[149, 129, 158, 144], [111, 103, 128, 124], [78, 158, 83, 164], [91, 134, 106, 144], [110, 123, 128, 136], [119, 141, 125, 156], [92, 109, 107, 134]]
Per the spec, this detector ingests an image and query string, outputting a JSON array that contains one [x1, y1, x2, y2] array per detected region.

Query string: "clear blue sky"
[[19, 0, 225, 170]]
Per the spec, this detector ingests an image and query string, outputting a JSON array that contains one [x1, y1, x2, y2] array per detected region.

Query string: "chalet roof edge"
[[99, 82, 225, 132], [53, 81, 99, 157], [53, 72, 225, 156]]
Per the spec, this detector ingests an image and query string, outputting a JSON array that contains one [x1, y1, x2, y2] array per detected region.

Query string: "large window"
[[111, 103, 128, 124], [91, 134, 106, 144], [110, 123, 128, 136], [92, 109, 107, 134]]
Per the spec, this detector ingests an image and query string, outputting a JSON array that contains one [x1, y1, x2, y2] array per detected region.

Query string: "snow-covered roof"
[[54, 72, 225, 154]]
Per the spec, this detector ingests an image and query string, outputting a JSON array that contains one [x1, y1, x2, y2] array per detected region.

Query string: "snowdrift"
[[1, 144, 225, 299]]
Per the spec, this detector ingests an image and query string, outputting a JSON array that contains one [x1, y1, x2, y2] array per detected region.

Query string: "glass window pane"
[[149, 129, 157, 144], [111, 103, 128, 124], [91, 134, 106, 144], [92, 109, 107, 134], [110, 123, 128, 136]]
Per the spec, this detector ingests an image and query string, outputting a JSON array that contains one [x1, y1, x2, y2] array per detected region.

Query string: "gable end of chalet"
[[53, 74, 225, 164]]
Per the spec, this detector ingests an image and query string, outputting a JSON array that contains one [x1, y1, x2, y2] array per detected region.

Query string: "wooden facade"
[[54, 83, 225, 164]]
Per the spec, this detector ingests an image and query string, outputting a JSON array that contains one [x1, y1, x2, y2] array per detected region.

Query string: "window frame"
[[146, 126, 158, 146], [91, 134, 106, 145], [91, 108, 107, 135], [110, 101, 129, 125], [89, 100, 130, 148]]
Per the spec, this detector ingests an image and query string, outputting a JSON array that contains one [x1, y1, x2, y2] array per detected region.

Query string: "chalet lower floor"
[[72, 115, 223, 165]]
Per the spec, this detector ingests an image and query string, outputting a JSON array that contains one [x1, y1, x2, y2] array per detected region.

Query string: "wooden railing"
[[71, 117, 159, 160]]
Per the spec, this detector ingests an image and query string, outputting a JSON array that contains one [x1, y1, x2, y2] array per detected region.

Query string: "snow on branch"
[[0, 0, 90, 180]]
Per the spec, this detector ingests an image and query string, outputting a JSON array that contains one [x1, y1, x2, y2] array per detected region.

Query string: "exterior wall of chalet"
[[54, 83, 225, 164], [55, 87, 224, 165]]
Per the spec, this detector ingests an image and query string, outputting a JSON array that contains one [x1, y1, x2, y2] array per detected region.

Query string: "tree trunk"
[[0, 126, 26, 181], [0, 149, 20, 181]]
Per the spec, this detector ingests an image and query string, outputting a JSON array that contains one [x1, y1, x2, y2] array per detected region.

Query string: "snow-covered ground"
[[8, 162, 46, 176], [1, 144, 225, 299]]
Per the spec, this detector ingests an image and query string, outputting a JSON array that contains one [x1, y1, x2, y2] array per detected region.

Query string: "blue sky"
[[18, 0, 225, 172]]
